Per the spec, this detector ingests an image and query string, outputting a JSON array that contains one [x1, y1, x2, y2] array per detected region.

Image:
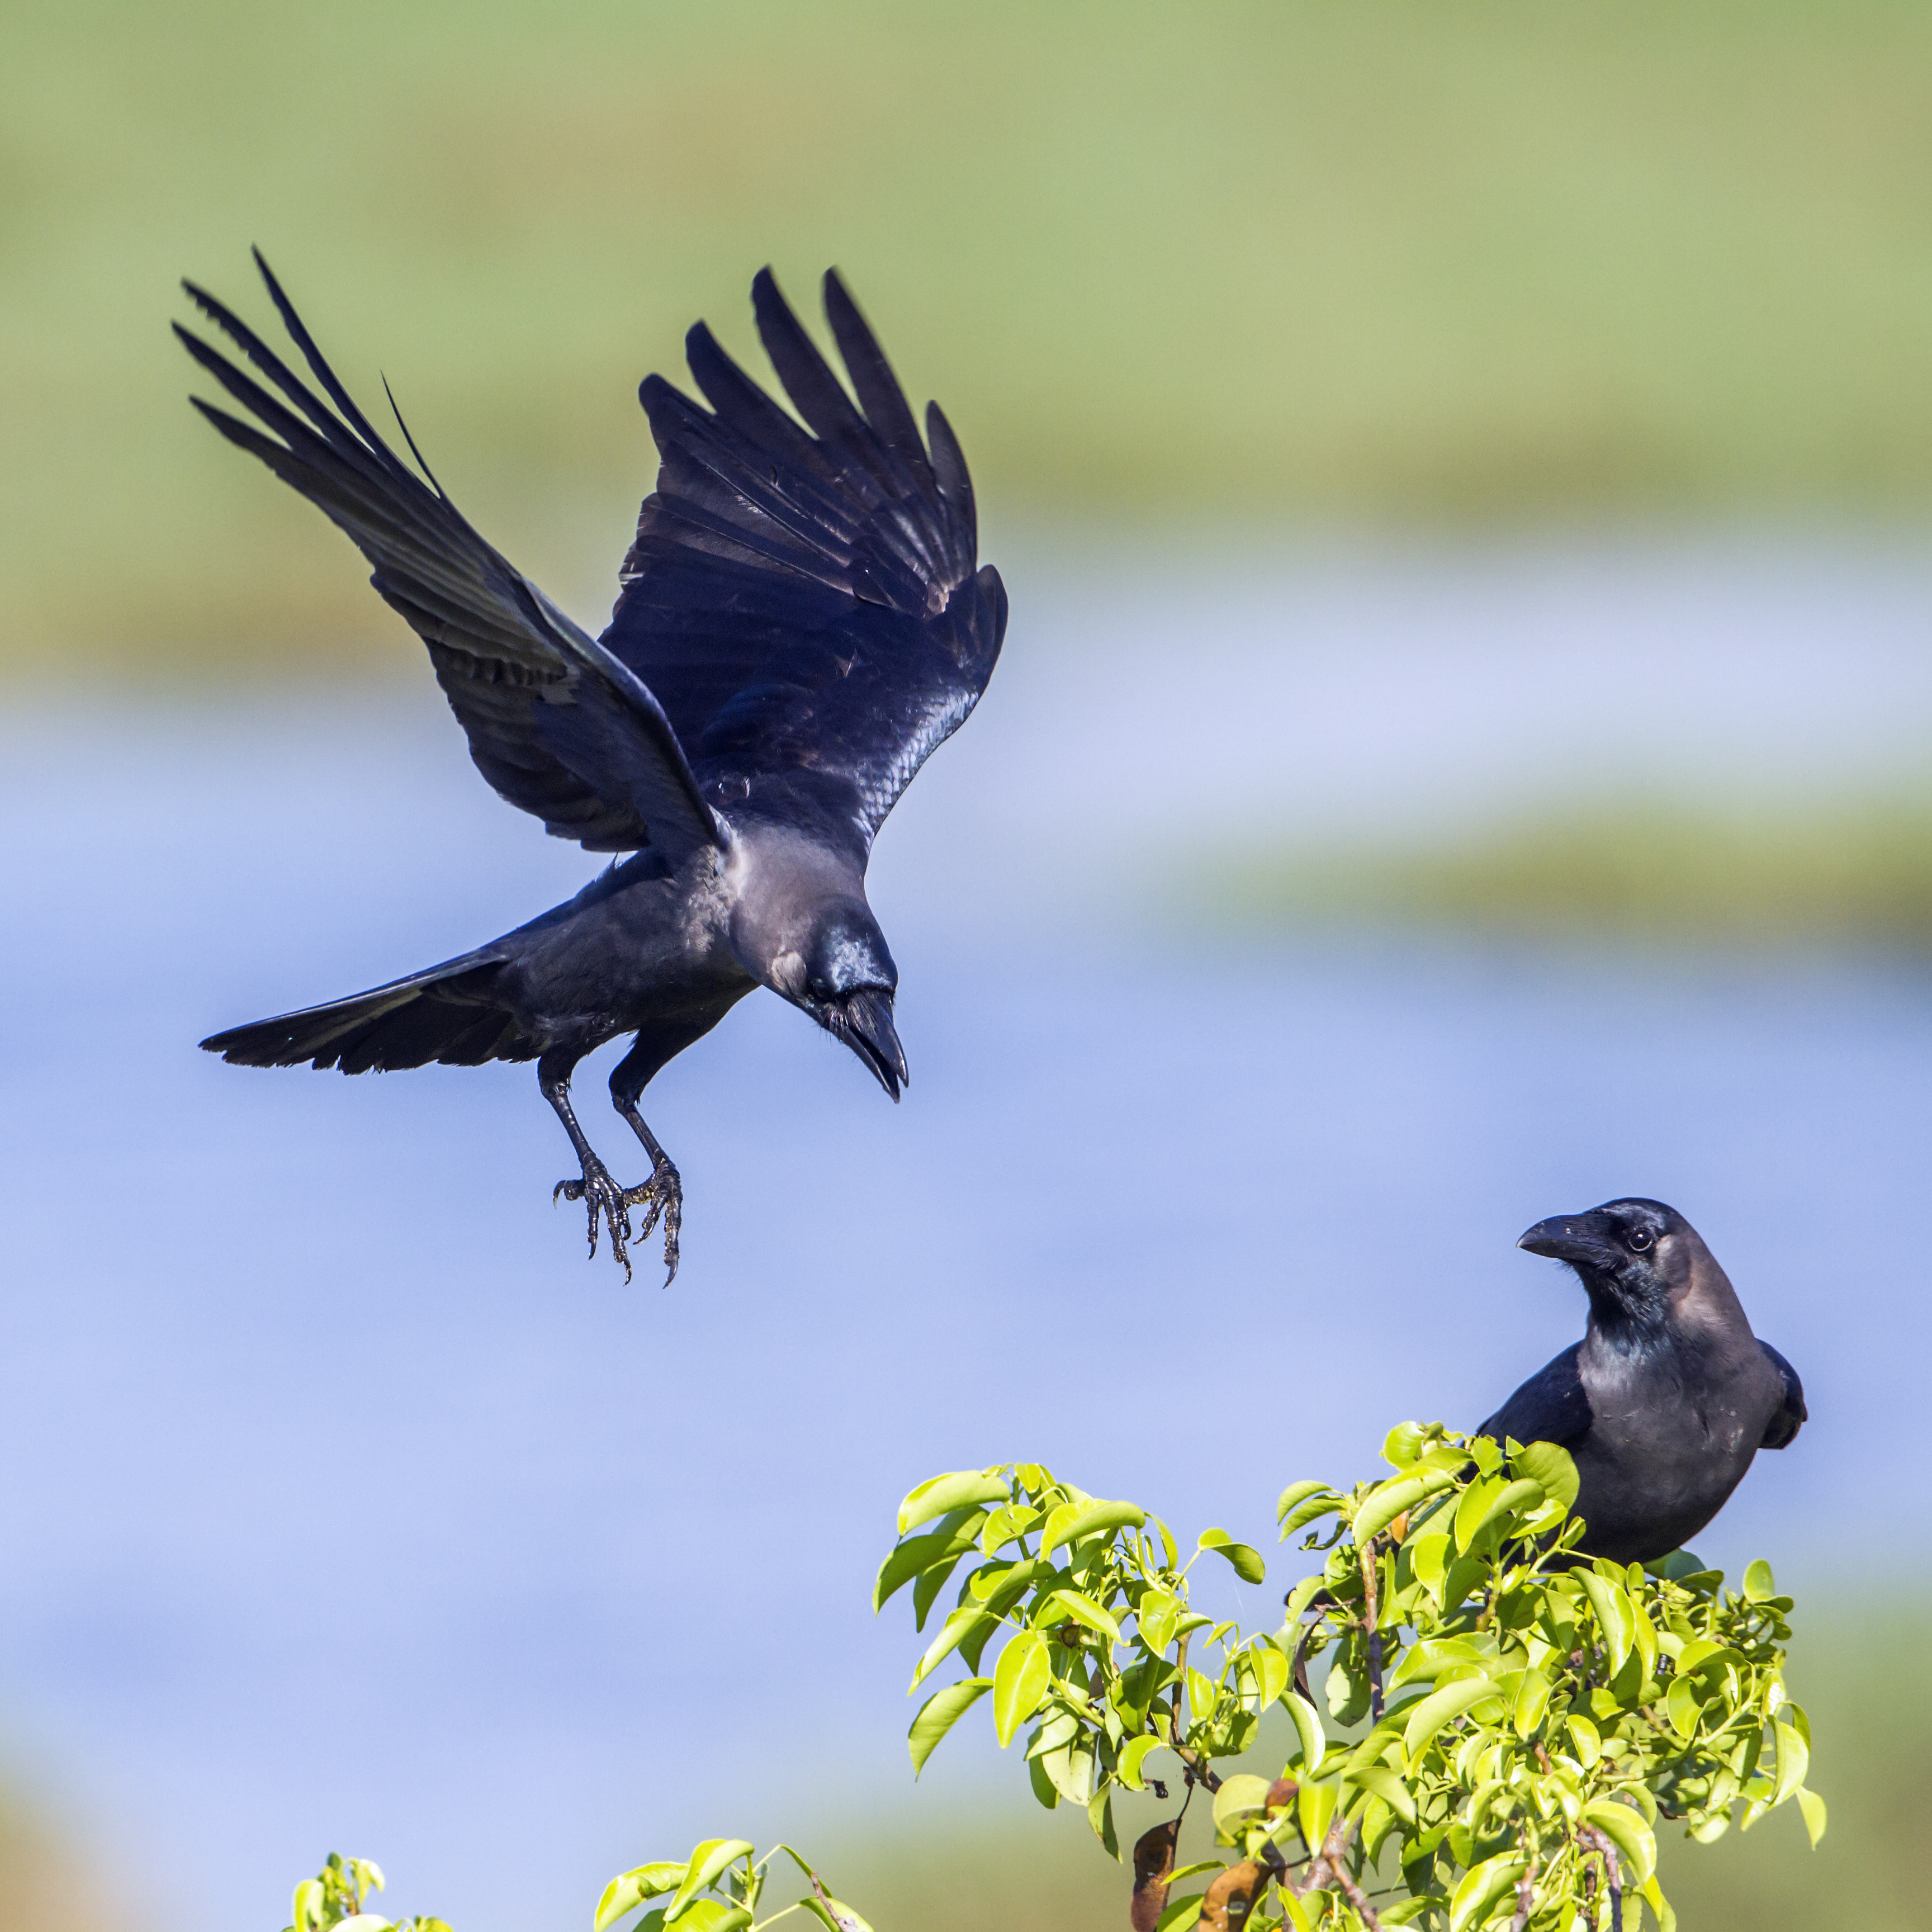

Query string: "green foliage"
[[1227, 793, 1932, 953], [13, 1, 1932, 669], [880, 1429, 1822, 1931], [278, 1845, 873, 1932], [592, 1842, 872, 1932], [284, 1853, 449, 1932]]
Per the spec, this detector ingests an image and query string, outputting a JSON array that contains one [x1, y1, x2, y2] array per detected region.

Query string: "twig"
[[1361, 1535, 1385, 1721], [1305, 1818, 1381, 1930], [1578, 1825, 1623, 1929], [1508, 1841, 1541, 1931]]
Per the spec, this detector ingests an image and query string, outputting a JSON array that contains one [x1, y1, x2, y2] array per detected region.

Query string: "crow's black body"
[[181, 255, 1007, 1281], [1479, 1199, 1806, 1564]]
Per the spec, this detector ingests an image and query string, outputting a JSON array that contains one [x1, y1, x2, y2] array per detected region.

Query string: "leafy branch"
[[878, 1427, 1826, 1930]]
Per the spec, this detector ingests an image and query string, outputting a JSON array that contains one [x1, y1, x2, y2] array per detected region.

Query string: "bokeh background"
[[4, 4, 1931, 1929]]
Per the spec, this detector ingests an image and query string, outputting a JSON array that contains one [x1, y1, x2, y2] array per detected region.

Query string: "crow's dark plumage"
[[1479, 1199, 1805, 1564], [181, 254, 1006, 1282]]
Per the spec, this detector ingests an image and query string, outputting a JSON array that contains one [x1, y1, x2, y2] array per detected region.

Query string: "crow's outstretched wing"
[[1758, 1342, 1807, 1450], [1478, 1345, 1594, 1450], [603, 269, 1007, 850], [177, 255, 721, 861]]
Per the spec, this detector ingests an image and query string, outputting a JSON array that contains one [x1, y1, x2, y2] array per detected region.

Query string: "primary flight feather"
[[181, 253, 1007, 1282]]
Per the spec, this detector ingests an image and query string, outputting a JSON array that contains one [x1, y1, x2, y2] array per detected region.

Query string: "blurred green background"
[[6, 4, 1932, 1927], [8, 0, 1932, 676]]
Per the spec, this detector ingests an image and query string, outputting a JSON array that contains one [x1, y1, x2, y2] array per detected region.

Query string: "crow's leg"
[[609, 1026, 705, 1289], [539, 1048, 641, 1281]]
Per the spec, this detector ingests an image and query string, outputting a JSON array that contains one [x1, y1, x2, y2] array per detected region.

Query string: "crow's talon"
[[555, 1158, 638, 1281], [622, 1157, 683, 1287]]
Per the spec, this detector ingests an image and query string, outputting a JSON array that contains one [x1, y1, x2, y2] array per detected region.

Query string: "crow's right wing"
[[1758, 1342, 1807, 1450], [177, 254, 722, 861], [1477, 1345, 1593, 1450]]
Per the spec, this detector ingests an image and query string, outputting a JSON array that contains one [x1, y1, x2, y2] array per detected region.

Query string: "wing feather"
[[605, 268, 1006, 847], [179, 259, 721, 860]]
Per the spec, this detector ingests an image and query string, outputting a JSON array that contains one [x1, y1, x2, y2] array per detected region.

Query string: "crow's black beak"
[[834, 987, 907, 1101], [1518, 1213, 1617, 1266]]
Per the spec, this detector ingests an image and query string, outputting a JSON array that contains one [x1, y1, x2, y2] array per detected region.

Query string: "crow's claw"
[[554, 1158, 638, 1281], [622, 1157, 683, 1287]]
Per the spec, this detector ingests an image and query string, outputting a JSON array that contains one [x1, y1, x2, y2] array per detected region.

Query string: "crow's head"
[[1517, 1197, 1697, 1327], [779, 903, 907, 1101]]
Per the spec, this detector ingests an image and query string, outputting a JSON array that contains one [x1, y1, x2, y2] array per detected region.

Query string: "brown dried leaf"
[[1264, 1777, 1299, 1813], [1129, 1820, 1179, 1932], [1198, 1860, 1267, 1932]]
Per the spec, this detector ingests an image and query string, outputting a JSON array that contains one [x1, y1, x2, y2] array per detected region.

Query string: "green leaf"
[[1137, 1589, 1181, 1653], [1510, 1441, 1579, 1511], [910, 1605, 998, 1688], [1742, 1558, 1776, 1602], [898, 1470, 1010, 1536], [1041, 1498, 1146, 1557], [1279, 1489, 1344, 1539], [1087, 1786, 1120, 1860], [1796, 1786, 1829, 1847], [1297, 1778, 1337, 1853], [1567, 1711, 1602, 1767], [1452, 1476, 1503, 1554], [1249, 1639, 1289, 1708], [993, 1630, 1052, 1746], [1448, 1853, 1524, 1932], [666, 1843, 754, 1923], [1666, 1677, 1702, 1740], [1583, 1799, 1657, 1885], [595, 1864, 687, 1931], [1458, 1478, 1544, 1549], [908, 1677, 992, 1774], [1401, 1678, 1494, 1767], [1512, 1667, 1551, 1738], [1579, 1569, 1635, 1676], [1772, 1719, 1810, 1803], [1211, 1774, 1275, 1841], [1382, 1422, 1428, 1468], [1118, 1734, 1165, 1792], [1276, 1478, 1332, 1522], [664, 1905, 750, 1932], [1195, 1530, 1266, 1585], [1040, 1588, 1120, 1644], [1039, 1736, 1099, 1805], [1282, 1690, 1324, 1770], [1154, 1896, 1205, 1932], [799, 1901, 874, 1932], [1355, 1466, 1458, 1546], [1347, 1763, 1417, 1826], [873, 1512, 988, 1613], [911, 1553, 964, 1632]]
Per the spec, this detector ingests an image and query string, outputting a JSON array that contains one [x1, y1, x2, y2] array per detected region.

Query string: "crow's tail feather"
[[201, 957, 537, 1074]]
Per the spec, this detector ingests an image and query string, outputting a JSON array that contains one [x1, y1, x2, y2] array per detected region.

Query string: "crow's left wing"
[[1758, 1341, 1807, 1450], [602, 269, 1007, 854]]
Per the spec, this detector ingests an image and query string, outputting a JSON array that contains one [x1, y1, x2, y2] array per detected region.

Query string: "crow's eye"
[[1627, 1228, 1654, 1253]]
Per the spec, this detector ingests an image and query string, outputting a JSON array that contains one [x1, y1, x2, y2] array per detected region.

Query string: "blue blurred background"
[[4, 7, 1932, 1930]]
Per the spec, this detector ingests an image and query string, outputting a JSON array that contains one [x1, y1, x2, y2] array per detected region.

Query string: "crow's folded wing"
[[1758, 1341, 1807, 1450], [602, 268, 1007, 850], [177, 255, 721, 860], [1478, 1345, 1593, 1450]]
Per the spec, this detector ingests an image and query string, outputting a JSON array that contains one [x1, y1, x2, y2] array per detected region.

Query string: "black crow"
[[1479, 1199, 1805, 1564], [178, 254, 1006, 1283]]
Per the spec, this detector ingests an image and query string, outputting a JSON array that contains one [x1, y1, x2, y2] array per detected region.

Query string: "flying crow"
[[1479, 1199, 1805, 1564], [179, 254, 1006, 1283]]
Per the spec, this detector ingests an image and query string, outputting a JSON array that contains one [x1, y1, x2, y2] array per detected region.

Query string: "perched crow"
[[1479, 1199, 1805, 1564], [179, 254, 1006, 1282]]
